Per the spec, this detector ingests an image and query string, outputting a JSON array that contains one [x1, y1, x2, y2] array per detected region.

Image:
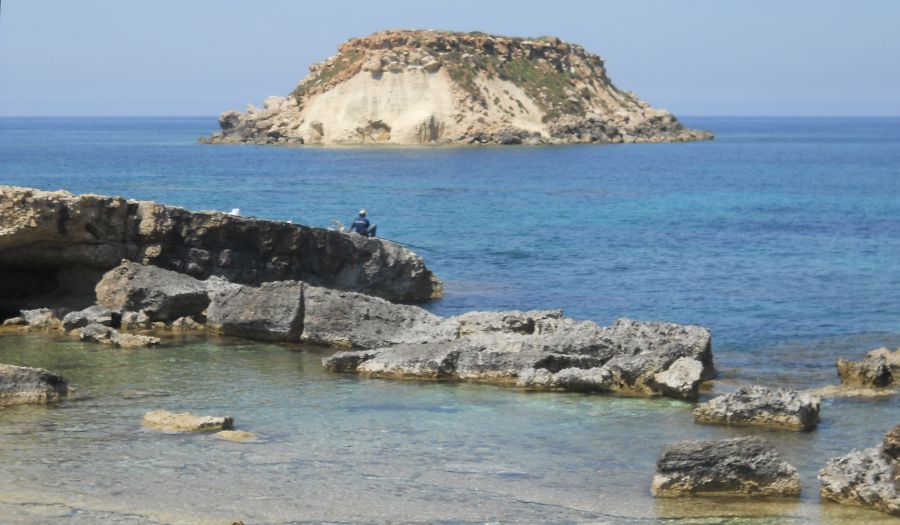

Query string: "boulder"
[[120, 310, 151, 330], [206, 281, 304, 341], [19, 308, 61, 330], [819, 443, 899, 516], [651, 436, 801, 497], [142, 410, 234, 432], [323, 316, 713, 400], [884, 424, 900, 460], [0, 186, 442, 305], [299, 284, 455, 349], [95, 261, 210, 322], [61, 305, 118, 331], [836, 347, 899, 388], [0, 364, 70, 406], [78, 323, 160, 348], [693, 385, 820, 431]]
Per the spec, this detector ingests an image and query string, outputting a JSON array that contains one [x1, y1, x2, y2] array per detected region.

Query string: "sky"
[[1, 0, 899, 117]]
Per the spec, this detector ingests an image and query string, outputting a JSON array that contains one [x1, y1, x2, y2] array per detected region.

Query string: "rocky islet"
[[203, 29, 713, 147]]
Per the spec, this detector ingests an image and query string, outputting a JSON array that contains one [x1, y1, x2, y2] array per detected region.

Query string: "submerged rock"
[[693, 385, 820, 431], [214, 430, 259, 443], [819, 426, 900, 517], [95, 261, 210, 322], [651, 436, 801, 498], [78, 323, 160, 348], [836, 347, 900, 388], [0, 364, 70, 406], [206, 281, 304, 341], [324, 316, 713, 400], [143, 410, 234, 432]]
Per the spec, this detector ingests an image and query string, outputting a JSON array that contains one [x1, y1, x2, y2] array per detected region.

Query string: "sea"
[[0, 117, 898, 524]]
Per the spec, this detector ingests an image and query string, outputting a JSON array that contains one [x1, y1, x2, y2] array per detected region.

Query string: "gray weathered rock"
[[0, 364, 70, 406], [206, 281, 304, 341], [323, 316, 713, 400], [120, 310, 151, 330], [0, 186, 442, 309], [95, 261, 210, 322], [651, 436, 801, 497], [61, 305, 118, 331], [836, 347, 899, 388], [300, 284, 455, 349], [78, 323, 160, 348], [19, 308, 61, 330], [884, 424, 900, 460], [819, 445, 899, 516], [142, 410, 234, 432], [693, 385, 820, 431]]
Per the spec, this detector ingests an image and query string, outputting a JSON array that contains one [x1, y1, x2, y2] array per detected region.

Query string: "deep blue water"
[[2, 117, 899, 350]]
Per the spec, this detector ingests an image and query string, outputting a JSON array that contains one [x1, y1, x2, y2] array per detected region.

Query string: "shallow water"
[[0, 332, 897, 524], [0, 117, 899, 523]]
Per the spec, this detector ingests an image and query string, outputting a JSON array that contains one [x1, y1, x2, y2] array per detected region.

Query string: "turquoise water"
[[1, 117, 899, 523]]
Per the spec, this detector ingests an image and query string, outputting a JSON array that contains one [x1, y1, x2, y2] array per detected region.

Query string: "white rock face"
[[203, 30, 713, 147]]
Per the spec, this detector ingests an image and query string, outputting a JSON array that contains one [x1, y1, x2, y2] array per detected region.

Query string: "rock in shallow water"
[[836, 347, 900, 388], [0, 364, 70, 406], [819, 445, 899, 516], [61, 305, 118, 331], [95, 261, 210, 322], [651, 436, 801, 498], [143, 410, 234, 432], [324, 315, 713, 400], [206, 281, 304, 341], [77, 323, 160, 348], [693, 385, 820, 431]]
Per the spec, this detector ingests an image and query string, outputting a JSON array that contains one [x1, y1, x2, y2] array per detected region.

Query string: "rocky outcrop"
[[819, 425, 900, 517], [0, 364, 70, 406], [61, 305, 118, 331], [0, 186, 442, 319], [651, 436, 801, 498], [206, 281, 305, 342], [837, 347, 900, 388], [693, 386, 820, 431], [142, 410, 234, 432], [300, 284, 455, 348], [203, 30, 712, 147], [77, 323, 160, 348], [95, 261, 210, 321], [324, 313, 713, 400]]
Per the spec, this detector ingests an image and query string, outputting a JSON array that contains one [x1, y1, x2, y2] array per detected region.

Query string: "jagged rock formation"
[[652, 436, 801, 498], [693, 385, 821, 431], [203, 30, 712, 146], [0, 364, 71, 406], [819, 424, 900, 516], [0, 186, 442, 318], [837, 347, 900, 388], [324, 312, 714, 400]]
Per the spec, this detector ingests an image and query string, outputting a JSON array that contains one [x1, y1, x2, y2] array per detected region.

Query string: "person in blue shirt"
[[349, 209, 377, 238]]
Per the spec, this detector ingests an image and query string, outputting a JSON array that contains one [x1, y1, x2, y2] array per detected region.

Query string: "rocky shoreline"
[[1, 186, 897, 518]]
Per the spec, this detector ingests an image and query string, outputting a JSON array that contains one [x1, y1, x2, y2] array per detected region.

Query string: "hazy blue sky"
[[1, 1, 898, 116]]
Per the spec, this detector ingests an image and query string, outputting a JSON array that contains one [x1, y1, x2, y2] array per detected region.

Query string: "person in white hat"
[[349, 209, 377, 238]]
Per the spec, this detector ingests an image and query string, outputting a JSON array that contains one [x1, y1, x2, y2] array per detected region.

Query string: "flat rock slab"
[[143, 410, 234, 433], [652, 436, 801, 498], [206, 281, 304, 341], [214, 430, 259, 443], [96, 261, 210, 322], [0, 364, 70, 406], [324, 316, 713, 400], [693, 385, 820, 431], [819, 446, 899, 516]]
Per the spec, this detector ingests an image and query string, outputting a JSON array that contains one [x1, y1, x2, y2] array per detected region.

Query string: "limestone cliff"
[[0, 186, 442, 317], [203, 30, 712, 146]]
